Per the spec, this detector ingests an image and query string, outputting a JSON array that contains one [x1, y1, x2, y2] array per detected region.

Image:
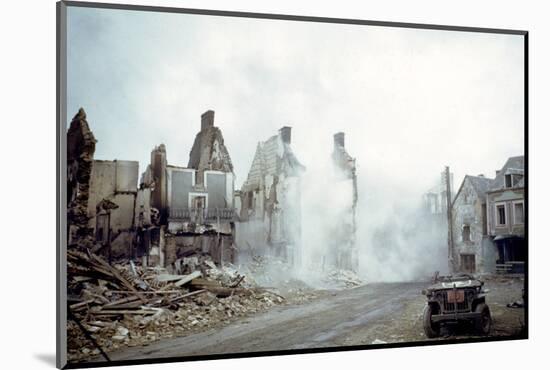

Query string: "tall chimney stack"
[[334, 132, 345, 149], [201, 110, 215, 131], [279, 126, 292, 144]]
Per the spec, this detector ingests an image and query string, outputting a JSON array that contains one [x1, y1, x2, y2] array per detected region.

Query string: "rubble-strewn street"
[[67, 252, 328, 363], [82, 275, 524, 363], [64, 107, 527, 366]]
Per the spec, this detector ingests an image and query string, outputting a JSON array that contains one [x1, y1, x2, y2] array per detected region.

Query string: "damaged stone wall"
[[67, 109, 144, 261], [67, 108, 97, 249], [188, 110, 234, 185], [164, 233, 235, 271], [68, 108, 237, 267], [237, 126, 305, 265], [330, 132, 358, 271], [140, 144, 168, 223], [87, 159, 139, 260], [138, 110, 237, 267]]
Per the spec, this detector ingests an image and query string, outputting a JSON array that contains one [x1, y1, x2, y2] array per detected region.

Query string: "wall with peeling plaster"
[[87, 159, 139, 233]]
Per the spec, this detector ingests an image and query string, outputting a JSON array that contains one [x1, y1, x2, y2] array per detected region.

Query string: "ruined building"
[[236, 126, 305, 265], [423, 170, 455, 216], [67, 109, 236, 269], [87, 159, 139, 260], [67, 108, 97, 249], [138, 110, 236, 268], [329, 132, 358, 271], [67, 108, 141, 261]]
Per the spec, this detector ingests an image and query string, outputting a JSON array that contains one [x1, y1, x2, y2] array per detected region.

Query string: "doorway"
[[460, 254, 476, 273]]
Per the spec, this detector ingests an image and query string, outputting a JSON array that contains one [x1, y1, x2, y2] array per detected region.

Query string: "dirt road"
[[98, 279, 525, 362]]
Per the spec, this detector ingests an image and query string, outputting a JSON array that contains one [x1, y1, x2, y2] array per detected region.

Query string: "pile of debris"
[[237, 255, 323, 304], [67, 250, 284, 362], [322, 269, 363, 289]]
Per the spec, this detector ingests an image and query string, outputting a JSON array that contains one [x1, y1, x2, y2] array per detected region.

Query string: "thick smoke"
[[293, 155, 449, 284], [296, 159, 356, 284], [356, 196, 449, 283]]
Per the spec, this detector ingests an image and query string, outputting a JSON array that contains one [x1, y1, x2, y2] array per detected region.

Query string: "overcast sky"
[[67, 6, 524, 212]]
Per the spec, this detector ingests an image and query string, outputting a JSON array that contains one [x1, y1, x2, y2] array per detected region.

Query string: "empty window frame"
[[505, 173, 523, 188], [513, 201, 524, 224], [505, 174, 512, 188], [495, 203, 507, 226], [462, 224, 471, 242], [482, 204, 488, 235], [513, 174, 523, 187]]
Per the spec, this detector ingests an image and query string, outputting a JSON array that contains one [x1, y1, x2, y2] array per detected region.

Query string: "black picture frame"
[[57, 1, 528, 368]]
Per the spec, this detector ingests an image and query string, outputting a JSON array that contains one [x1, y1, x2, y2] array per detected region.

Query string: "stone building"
[[486, 156, 525, 272], [67, 108, 236, 268], [236, 126, 305, 265], [451, 175, 495, 273], [329, 132, 358, 271], [450, 156, 525, 274], [67, 108, 141, 260], [138, 110, 236, 268]]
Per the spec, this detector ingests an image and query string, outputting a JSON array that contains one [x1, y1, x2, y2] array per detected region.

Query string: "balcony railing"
[[168, 207, 235, 223]]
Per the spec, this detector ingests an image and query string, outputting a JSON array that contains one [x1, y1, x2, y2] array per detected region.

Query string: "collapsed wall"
[[138, 110, 237, 269], [188, 110, 234, 184], [67, 108, 97, 249], [236, 126, 305, 266], [87, 159, 139, 260], [67, 108, 236, 269], [329, 132, 358, 271]]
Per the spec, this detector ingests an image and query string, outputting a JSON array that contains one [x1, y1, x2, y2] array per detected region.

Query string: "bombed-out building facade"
[[67, 108, 360, 273], [235, 126, 305, 266], [423, 170, 455, 216], [67, 109, 236, 271], [329, 132, 358, 271]]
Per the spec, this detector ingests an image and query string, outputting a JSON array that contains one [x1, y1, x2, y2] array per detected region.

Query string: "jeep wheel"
[[423, 304, 440, 338], [474, 303, 491, 335]]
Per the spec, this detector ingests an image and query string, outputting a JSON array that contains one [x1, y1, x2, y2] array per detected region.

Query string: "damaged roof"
[[332, 145, 356, 174], [187, 126, 234, 173], [243, 133, 305, 190]]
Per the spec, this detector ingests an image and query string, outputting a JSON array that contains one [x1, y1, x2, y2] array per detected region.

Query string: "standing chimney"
[[279, 126, 292, 144], [334, 132, 345, 149], [201, 110, 215, 131]]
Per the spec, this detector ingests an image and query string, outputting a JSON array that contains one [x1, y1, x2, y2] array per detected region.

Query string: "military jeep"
[[421, 274, 491, 338]]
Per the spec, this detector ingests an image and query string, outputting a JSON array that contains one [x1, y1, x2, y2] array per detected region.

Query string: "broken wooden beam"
[[69, 299, 95, 311], [169, 289, 207, 303], [174, 271, 202, 287]]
